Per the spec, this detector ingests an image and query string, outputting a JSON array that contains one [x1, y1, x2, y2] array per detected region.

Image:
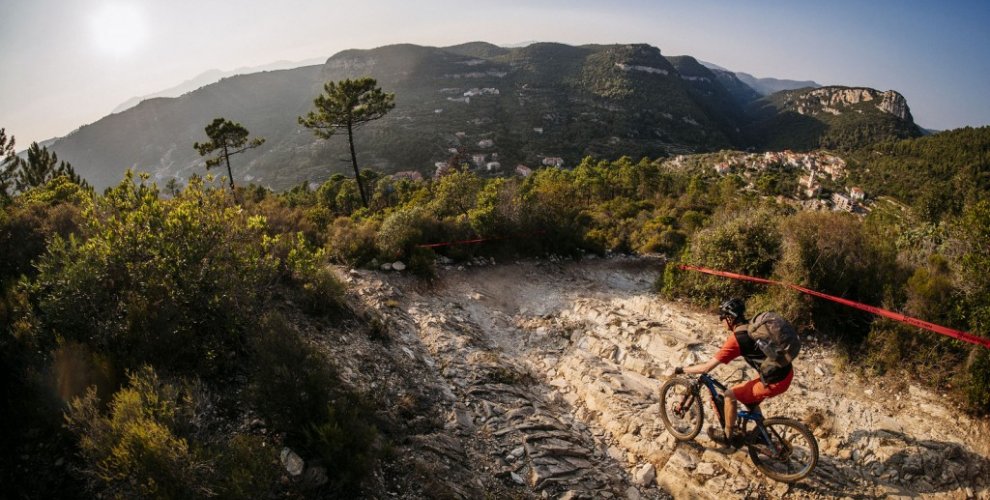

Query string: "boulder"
[[280, 447, 304, 476], [632, 463, 656, 486]]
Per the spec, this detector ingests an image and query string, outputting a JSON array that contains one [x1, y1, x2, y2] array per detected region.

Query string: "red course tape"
[[676, 264, 990, 349]]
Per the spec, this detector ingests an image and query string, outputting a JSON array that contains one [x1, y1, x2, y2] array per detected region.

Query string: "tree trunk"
[[223, 144, 235, 192], [347, 120, 369, 208]]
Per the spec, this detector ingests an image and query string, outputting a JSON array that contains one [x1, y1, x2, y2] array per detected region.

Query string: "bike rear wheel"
[[658, 377, 703, 441], [747, 416, 818, 483]]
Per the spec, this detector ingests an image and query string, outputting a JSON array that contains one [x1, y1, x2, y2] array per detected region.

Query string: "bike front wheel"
[[658, 377, 703, 441], [747, 416, 819, 483]]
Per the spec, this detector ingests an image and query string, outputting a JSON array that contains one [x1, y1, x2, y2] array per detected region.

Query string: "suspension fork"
[[674, 391, 695, 416], [753, 423, 788, 457]]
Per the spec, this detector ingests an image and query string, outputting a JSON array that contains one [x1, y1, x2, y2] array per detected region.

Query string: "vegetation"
[[193, 117, 265, 192], [1, 170, 375, 497], [299, 77, 396, 207], [1, 124, 988, 495]]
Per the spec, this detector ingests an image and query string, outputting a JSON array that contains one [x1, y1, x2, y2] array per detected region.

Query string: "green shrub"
[[376, 206, 444, 259], [429, 169, 482, 219], [249, 196, 319, 242], [662, 207, 782, 303], [303, 396, 379, 496], [632, 212, 687, 255], [65, 366, 212, 499], [33, 173, 279, 378], [66, 366, 280, 499], [325, 216, 380, 266], [964, 349, 990, 413], [246, 313, 379, 493], [407, 246, 437, 279], [764, 211, 895, 338], [468, 178, 519, 238], [246, 313, 338, 433], [285, 233, 345, 315], [212, 435, 279, 499], [0, 177, 87, 288]]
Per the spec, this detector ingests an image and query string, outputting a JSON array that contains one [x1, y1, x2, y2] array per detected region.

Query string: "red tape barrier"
[[415, 230, 546, 249], [417, 237, 497, 249], [676, 264, 990, 349]]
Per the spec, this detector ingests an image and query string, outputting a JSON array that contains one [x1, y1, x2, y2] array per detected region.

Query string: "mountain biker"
[[675, 298, 794, 448]]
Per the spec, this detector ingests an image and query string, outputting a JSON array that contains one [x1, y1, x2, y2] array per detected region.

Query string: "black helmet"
[[718, 298, 746, 322]]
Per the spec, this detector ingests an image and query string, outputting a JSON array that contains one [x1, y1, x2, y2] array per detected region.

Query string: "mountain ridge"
[[111, 58, 326, 114], [42, 42, 921, 190]]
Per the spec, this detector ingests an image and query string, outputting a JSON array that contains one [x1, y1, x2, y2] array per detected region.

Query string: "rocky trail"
[[334, 256, 990, 499]]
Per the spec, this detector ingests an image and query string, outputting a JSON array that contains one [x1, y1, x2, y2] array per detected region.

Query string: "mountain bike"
[[658, 373, 819, 483]]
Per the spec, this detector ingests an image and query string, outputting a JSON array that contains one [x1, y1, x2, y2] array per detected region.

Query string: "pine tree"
[[298, 78, 395, 208], [9, 141, 88, 192], [0, 128, 15, 201], [193, 118, 265, 192]]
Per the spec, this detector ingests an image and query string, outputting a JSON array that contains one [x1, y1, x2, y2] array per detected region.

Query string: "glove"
[[674, 366, 684, 375]]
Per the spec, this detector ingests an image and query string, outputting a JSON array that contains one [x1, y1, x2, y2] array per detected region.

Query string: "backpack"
[[748, 312, 801, 376]]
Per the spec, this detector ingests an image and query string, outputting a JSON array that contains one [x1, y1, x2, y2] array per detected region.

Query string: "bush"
[[763, 211, 895, 338], [468, 178, 520, 238], [65, 367, 212, 499], [325, 216, 380, 267], [246, 313, 378, 493], [632, 211, 687, 255], [246, 314, 338, 433], [376, 206, 444, 259], [66, 366, 279, 499], [285, 233, 346, 315], [0, 177, 87, 288], [249, 196, 319, 243], [661, 207, 782, 303], [303, 396, 379, 496], [32, 174, 279, 378], [211, 435, 279, 499], [964, 349, 990, 413]]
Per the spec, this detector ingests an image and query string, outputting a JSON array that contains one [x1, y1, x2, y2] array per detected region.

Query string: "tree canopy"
[[298, 77, 395, 207], [194, 117, 265, 192]]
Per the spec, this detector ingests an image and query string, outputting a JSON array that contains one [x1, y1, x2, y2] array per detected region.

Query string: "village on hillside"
[[667, 150, 870, 213]]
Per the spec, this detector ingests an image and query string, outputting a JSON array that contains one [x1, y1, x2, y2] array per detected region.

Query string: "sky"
[[1, 0, 989, 146]]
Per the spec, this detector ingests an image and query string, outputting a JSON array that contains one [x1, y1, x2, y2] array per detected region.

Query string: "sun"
[[89, 3, 149, 57]]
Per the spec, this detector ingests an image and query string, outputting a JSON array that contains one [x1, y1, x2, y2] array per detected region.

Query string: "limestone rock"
[[280, 447, 304, 476], [631, 463, 655, 486]]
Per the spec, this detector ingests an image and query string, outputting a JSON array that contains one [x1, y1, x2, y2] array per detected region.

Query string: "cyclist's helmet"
[[718, 298, 746, 322]]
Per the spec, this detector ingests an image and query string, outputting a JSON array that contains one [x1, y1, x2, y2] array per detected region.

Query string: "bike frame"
[[696, 373, 779, 454]]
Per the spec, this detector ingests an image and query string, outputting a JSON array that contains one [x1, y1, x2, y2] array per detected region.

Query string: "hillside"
[[846, 126, 990, 220], [42, 42, 921, 191], [748, 86, 923, 150], [4, 136, 989, 497]]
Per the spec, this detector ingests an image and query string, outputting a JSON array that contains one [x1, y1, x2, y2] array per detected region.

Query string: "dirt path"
[[347, 256, 990, 499]]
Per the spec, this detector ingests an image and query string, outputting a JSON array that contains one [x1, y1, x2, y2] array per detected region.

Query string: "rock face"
[[795, 87, 912, 121], [345, 258, 990, 499]]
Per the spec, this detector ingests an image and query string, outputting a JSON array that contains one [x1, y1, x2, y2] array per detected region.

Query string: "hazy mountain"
[[698, 60, 820, 96], [111, 58, 326, 114], [45, 42, 918, 190], [733, 72, 821, 96]]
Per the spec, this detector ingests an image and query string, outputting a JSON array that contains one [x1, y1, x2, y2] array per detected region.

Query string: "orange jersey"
[[714, 332, 793, 405]]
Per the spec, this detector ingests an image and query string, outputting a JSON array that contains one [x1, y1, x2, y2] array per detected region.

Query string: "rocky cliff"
[[795, 87, 913, 122], [748, 86, 922, 150]]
